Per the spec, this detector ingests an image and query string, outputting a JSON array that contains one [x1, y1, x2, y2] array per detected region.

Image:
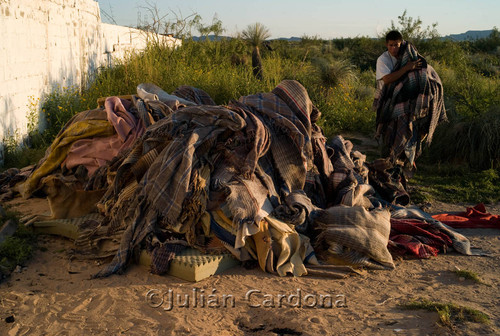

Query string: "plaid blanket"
[[238, 80, 316, 194], [373, 41, 447, 165], [79, 80, 463, 278], [314, 205, 395, 270], [328, 135, 374, 208], [93, 80, 335, 277], [94, 104, 247, 277], [391, 206, 473, 255], [389, 218, 453, 258]]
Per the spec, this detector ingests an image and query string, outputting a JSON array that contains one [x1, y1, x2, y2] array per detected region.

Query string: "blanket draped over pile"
[[22, 101, 145, 197], [17, 80, 471, 278], [373, 41, 447, 165], [72, 80, 400, 278]]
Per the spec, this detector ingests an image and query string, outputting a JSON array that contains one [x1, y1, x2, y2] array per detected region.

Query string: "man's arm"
[[382, 60, 422, 85]]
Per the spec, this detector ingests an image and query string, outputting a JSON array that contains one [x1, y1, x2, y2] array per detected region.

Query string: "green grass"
[[452, 269, 490, 286], [0, 208, 37, 277], [401, 298, 490, 327], [409, 164, 500, 204], [2, 143, 46, 168]]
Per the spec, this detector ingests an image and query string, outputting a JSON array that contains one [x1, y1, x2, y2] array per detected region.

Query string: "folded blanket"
[[389, 218, 453, 258], [314, 205, 395, 270]]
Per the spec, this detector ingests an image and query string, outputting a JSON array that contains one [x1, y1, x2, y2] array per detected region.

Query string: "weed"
[[0, 208, 37, 277], [401, 298, 490, 327], [452, 269, 483, 284]]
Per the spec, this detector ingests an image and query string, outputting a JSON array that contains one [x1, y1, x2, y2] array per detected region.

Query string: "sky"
[[97, 0, 499, 39]]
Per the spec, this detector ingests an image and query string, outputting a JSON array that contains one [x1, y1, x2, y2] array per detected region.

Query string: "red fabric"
[[432, 203, 500, 229], [388, 218, 453, 258]]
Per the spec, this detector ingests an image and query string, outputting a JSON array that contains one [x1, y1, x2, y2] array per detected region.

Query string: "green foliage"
[[466, 27, 500, 53], [452, 269, 483, 284], [409, 164, 500, 204], [312, 57, 357, 87], [428, 108, 500, 169], [387, 10, 440, 42], [402, 298, 490, 326], [2, 131, 46, 168], [241, 22, 271, 47], [41, 85, 95, 141], [0, 209, 36, 274], [3, 144, 46, 169], [314, 82, 375, 137], [241, 23, 271, 80], [333, 37, 384, 72]]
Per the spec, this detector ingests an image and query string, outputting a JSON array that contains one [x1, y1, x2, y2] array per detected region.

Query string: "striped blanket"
[[93, 80, 341, 277], [373, 41, 447, 165], [75, 80, 468, 278]]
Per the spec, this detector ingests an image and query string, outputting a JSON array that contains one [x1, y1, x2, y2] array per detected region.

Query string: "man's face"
[[386, 39, 402, 57]]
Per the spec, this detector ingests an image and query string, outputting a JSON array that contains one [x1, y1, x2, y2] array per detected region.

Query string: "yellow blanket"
[[23, 119, 115, 197]]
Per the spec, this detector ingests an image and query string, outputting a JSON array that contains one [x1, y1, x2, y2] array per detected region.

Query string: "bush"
[[429, 107, 500, 169], [2, 26, 498, 173]]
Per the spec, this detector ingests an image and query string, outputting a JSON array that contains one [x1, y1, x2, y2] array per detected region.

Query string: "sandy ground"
[[1, 195, 499, 336]]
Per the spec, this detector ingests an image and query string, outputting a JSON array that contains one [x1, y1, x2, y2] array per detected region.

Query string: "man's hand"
[[404, 60, 422, 72], [382, 59, 423, 85]]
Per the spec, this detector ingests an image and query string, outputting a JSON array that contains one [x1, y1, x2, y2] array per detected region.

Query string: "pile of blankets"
[[9, 80, 475, 278]]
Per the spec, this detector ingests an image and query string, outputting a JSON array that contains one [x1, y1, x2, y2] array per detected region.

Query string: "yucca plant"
[[312, 57, 357, 87], [242, 23, 271, 80]]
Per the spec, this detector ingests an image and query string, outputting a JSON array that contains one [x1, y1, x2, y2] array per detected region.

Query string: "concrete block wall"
[[0, 0, 180, 163], [101, 23, 182, 66]]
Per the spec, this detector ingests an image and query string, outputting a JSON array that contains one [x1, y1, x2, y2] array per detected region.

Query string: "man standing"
[[376, 31, 422, 92], [373, 30, 447, 167]]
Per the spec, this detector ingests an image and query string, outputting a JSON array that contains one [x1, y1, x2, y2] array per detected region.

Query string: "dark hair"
[[386, 30, 403, 42]]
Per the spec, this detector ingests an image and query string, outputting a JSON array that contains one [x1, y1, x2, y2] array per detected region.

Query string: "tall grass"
[[3, 37, 374, 160], [2, 32, 498, 172], [428, 54, 500, 169]]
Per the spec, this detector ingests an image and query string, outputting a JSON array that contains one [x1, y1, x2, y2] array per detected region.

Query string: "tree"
[[196, 14, 225, 39], [242, 23, 271, 79], [387, 10, 440, 42]]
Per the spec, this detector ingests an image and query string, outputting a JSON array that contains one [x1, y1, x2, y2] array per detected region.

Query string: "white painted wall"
[[0, 0, 180, 163]]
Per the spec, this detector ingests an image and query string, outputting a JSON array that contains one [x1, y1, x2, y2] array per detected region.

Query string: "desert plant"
[[401, 298, 490, 327], [312, 57, 358, 88], [452, 269, 483, 283], [0, 208, 37, 277], [386, 10, 440, 43], [242, 23, 271, 80]]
